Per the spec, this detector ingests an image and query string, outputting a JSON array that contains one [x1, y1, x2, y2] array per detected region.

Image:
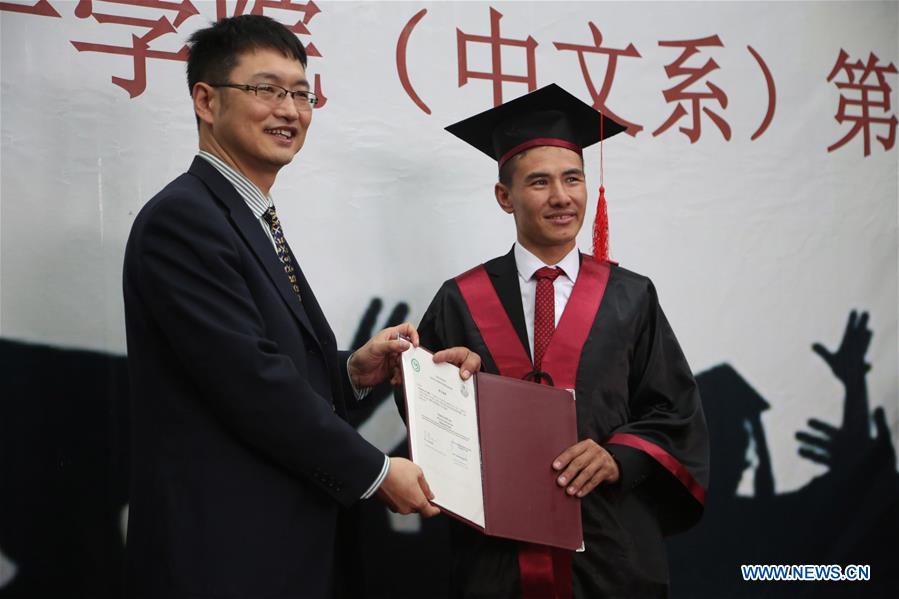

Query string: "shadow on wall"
[[341, 297, 452, 599], [1, 309, 896, 598], [0, 340, 130, 598], [668, 311, 899, 598], [0, 298, 451, 599]]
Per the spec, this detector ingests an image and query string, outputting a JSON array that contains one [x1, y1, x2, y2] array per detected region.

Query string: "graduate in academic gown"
[[407, 85, 709, 599]]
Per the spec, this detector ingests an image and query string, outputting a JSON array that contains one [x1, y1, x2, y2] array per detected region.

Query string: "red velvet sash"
[[455, 258, 611, 599]]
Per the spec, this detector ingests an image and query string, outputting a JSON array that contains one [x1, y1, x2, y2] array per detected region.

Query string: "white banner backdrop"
[[1, 0, 897, 500]]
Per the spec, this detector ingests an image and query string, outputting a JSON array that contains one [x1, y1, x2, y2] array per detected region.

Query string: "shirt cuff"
[[360, 454, 390, 499], [346, 353, 371, 400]]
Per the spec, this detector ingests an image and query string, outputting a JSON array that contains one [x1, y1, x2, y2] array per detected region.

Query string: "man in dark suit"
[[122, 15, 479, 598]]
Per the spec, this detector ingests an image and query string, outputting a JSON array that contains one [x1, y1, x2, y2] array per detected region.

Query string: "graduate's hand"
[[552, 439, 620, 498], [376, 457, 440, 517], [348, 323, 420, 387], [432, 346, 482, 380]]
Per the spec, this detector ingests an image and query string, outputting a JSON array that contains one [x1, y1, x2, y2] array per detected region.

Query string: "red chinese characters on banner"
[[396, 9, 776, 144], [554, 22, 643, 136], [218, 0, 327, 108], [747, 45, 776, 141], [0, 0, 59, 16], [652, 35, 731, 143], [456, 7, 538, 106], [396, 8, 431, 114], [0, 0, 326, 100], [70, 0, 197, 98], [826, 50, 897, 156]]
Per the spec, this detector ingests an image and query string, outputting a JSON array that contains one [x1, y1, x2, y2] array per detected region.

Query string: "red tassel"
[[592, 185, 609, 262], [593, 111, 610, 263]]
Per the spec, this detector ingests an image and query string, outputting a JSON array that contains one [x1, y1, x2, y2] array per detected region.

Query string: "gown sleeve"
[[604, 279, 710, 534]]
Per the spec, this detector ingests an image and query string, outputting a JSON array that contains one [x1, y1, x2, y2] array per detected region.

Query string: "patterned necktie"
[[262, 205, 301, 302], [533, 266, 562, 370], [521, 266, 566, 598]]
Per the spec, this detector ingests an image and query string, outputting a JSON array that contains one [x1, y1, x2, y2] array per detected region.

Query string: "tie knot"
[[534, 266, 562, 282], [263, 205, 278, 224]]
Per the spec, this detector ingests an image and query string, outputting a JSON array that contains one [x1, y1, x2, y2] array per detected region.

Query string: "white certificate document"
[[401, 346, 485, 528]]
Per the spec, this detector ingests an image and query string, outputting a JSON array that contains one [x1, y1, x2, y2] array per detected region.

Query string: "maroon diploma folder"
[[403, 355, 582, 551], [472, 372, 582, 550]]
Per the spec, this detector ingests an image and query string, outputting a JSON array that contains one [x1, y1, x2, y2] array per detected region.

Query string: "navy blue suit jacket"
[[122, 157, 384, 598]]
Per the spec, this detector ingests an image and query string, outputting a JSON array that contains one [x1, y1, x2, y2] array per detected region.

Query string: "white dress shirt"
[[514, 243, 581, 359]]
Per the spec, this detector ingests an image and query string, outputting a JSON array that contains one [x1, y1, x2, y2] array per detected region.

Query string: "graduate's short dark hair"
[[186, 15, 307, 96], [498, 156, 517, 187]]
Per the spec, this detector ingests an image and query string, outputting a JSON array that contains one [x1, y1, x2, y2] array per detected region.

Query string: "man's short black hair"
[[186, 15, 307, 95], [498, 155, 518, 186]]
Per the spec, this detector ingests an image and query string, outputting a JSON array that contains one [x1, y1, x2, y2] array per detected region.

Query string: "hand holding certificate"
[[401, 345, 583, 550]]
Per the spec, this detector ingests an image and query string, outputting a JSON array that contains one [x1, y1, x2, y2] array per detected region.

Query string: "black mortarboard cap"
[[445, 83, 626, 167]]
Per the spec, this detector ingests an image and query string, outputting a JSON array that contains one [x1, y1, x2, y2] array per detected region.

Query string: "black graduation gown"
[[411, 248, 709, 599]]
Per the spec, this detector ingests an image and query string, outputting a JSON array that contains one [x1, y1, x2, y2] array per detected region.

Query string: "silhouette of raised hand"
[[815, 310, 872, 437], [796, 408, 895, 476], [796, 418, 849, 469], [796, 310, 894, 476], [351, 298, 410, 352], [346, 297, 410, 427], [811, 310, 871, 388], [871, 407, 897, 473]]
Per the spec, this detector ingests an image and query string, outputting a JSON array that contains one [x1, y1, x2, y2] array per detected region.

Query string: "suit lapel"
[[292, 261, 344, 404], [484, 247, 532, 361], [292, 261, 337, 350], [188, 157, 322, 351]]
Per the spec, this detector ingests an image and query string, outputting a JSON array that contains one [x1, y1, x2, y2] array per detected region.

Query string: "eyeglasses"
[[210, 83, 318, 110]]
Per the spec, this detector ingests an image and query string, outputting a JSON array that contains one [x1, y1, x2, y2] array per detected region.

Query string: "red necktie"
[[520, 266, 572, 599], [533, 266, 562, 370]]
